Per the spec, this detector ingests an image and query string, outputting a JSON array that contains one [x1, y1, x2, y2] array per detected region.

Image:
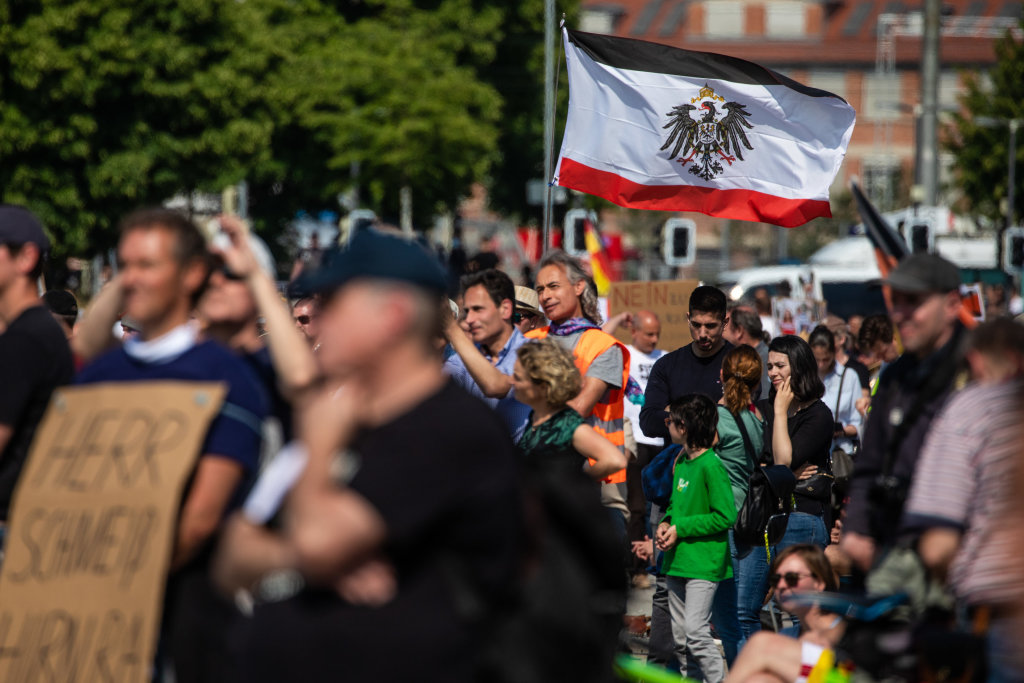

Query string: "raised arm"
[[71, 275, 125, 363], [443, 314, 513, 398], [572, 423, 628, 478], [217, 216, 319, 399]]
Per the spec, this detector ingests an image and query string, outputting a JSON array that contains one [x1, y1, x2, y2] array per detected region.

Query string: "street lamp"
[[976, 116, 1022, 228]]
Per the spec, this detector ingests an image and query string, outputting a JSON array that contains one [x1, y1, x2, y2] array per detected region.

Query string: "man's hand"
[[212, 215, 261, 280], [336, 555, 397, 606], [856, 396, 871, 416], [631, 535, 654, 562], [839, 530, 877, 572]]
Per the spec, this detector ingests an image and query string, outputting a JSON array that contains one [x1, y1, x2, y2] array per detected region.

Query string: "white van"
[[716, 258, 885, 321]]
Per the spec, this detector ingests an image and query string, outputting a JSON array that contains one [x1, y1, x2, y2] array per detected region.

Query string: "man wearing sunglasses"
[[291, 297, 320, 346]]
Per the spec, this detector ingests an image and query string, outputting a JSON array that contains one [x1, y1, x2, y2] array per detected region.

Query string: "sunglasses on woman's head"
[[770, 571, 813, 588]]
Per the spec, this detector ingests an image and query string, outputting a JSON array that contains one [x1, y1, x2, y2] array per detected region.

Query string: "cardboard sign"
[[607, 280, 700, 352], [0, 382, 226, 682]]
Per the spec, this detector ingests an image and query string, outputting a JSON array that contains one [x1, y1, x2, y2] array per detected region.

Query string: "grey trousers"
[[666, 576, 724, 683]]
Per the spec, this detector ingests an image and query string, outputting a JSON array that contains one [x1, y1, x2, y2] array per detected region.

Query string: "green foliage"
[[0, 0, 529, 254], [944, 22, 1024, 226], [0, 0, 277, 254]]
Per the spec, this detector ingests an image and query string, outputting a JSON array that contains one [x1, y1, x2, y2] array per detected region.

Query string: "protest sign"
[[0, 382, 225, 682], [607, 280, 700, 352]]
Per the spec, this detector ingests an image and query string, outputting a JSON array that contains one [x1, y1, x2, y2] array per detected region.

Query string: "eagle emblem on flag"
[[661, 84, 754, 181]]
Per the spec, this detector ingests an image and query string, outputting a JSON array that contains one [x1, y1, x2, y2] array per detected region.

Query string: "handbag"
[[732, 409, 796, 548], [828, 366, 856, 487], [795, 367, 855, 501]]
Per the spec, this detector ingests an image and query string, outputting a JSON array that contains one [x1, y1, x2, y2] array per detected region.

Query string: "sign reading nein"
[[661, 84, 754, 181]]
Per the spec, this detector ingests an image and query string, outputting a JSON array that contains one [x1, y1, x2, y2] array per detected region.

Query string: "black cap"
[[290, 229, 448, 297], [882, 253, 960, 294], [0, 205, 50, 252]]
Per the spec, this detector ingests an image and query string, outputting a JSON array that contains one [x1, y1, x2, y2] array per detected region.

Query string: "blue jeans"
[[735, 512, 828, 648], [707, 531, 740, 667]]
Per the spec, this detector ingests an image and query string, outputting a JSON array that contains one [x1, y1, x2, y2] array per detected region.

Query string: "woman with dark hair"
[[735, 335, 834, 644], [807, 325, 862, 457]]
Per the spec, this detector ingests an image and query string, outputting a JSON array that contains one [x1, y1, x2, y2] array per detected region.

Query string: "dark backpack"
[[640, 444, 682, 510], [734, 464, 797, 548]]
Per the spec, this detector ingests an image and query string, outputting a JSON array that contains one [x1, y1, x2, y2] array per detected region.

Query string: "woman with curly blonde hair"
[[513, 339, 627, 479]]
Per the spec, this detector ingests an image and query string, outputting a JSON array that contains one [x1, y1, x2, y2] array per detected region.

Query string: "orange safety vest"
[[526, 326, 631, 483]]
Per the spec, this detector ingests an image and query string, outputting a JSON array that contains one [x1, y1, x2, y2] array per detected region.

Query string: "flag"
[[851, 180, 906, 276], [583, 219, 614, 295], [851, 180, 977, 330], [554, 28, 856, 227]]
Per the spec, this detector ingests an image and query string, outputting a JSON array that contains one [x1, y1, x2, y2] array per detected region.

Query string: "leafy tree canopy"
[[0, 0, 555, 255], [945, 21, 1024, 227]]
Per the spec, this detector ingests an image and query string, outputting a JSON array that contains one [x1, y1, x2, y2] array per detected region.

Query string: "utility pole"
[[920, 0, 941, 206], [542, 0, 556, 255]]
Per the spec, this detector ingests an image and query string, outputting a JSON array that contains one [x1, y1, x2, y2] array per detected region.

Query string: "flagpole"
[[541, 3, 558, 257]]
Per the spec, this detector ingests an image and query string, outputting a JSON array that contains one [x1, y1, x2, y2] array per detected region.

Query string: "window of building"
[[862, 73, 902, 121], [863, 159, 902, 209], [765, 1, 806, 37], [579, 8, 619, 34], [704, 1, 744, 38], [939, 71, 964, 111], [808, 70, 846, 99]]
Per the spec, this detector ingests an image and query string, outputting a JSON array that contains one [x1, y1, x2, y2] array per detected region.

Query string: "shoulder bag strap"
[[732, 408, 758, 466], [833, 367, 847, 421]]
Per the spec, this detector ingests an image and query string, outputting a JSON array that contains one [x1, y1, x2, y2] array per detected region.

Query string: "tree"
[[0, 0, 278, 255], [945, 21, 1024, 228], [248, 0, 506, 231], [480, 0, 580, 224]]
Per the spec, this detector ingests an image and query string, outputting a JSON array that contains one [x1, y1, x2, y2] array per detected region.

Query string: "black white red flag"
[[554, 28, 856, 227]]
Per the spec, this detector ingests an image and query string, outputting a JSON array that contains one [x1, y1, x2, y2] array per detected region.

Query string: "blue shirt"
[[443, 327, 530, 443], [76, 339, 268, 508]]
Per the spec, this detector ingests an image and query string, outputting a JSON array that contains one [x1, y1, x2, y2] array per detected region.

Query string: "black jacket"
[[843, 324, 966, 548]]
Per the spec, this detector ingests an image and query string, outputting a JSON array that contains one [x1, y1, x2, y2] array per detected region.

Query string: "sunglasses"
[[770, 571, 813, 588], [294, 315, 312, 325], [663, 417, 685, 428]]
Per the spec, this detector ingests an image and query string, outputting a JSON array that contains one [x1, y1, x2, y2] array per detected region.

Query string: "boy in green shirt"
[[655, 394, 736, 683]]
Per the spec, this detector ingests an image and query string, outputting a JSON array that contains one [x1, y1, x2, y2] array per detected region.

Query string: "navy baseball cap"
[[289, 229, 448, 297], [0, 205, 50, 252]]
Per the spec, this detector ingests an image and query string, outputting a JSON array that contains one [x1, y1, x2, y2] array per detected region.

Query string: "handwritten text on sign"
[[0, 382, 225, 683], [607, 280, 700, 353]]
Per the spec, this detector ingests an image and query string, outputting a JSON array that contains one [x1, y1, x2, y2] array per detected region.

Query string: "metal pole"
[[542, 0, 555, 255], [1009, 120, 1019, 228], [920, 0, 941, 206]]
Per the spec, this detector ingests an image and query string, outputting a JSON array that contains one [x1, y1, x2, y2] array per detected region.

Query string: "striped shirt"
[[902, 379, 1024, 606]]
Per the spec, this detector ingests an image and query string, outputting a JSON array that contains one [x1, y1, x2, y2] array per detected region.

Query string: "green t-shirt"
[[661, 448, 737, 581], [715, 406, 764, 511]]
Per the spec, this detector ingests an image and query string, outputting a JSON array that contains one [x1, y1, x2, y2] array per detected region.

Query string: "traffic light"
[[1003, 227, 1024, 272], [902, 221, 933, 254], [663, 218, 696, 267], [563, 209, 591, 258]]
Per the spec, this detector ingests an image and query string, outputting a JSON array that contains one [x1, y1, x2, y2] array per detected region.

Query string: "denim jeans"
[[708, 531, 740, 667], [666, 576, 724, 683], [735, 512, 828, 648]]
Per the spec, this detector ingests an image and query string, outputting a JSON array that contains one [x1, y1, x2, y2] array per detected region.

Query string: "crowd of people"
[[0, 201, 1022, 683]]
